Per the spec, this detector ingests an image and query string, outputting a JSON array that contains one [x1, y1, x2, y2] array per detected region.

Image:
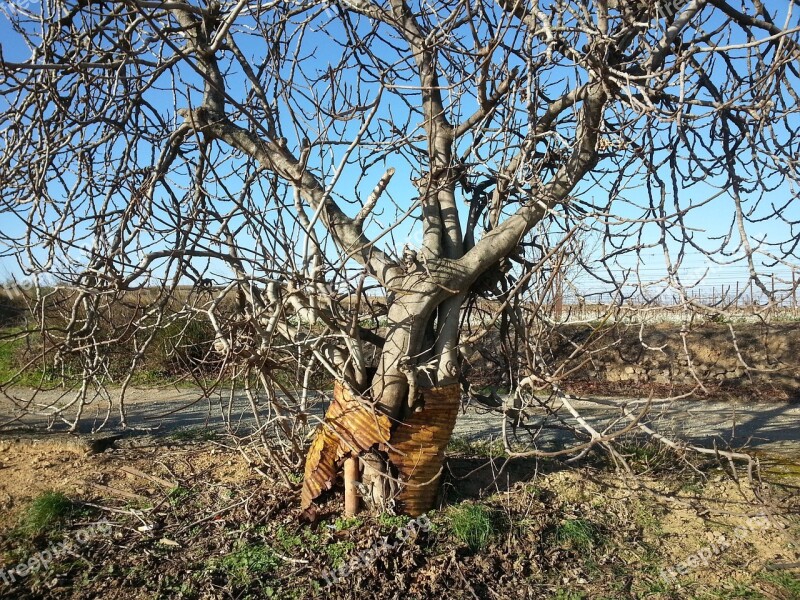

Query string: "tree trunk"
[[361, 288, 462, 513], [302, 278, 465, 516]]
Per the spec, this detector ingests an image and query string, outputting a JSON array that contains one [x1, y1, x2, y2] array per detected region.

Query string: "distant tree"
[[1, 0, 798, 514]]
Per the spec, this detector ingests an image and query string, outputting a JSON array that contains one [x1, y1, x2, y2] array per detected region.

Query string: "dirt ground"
[[0, 431, 798, 599]]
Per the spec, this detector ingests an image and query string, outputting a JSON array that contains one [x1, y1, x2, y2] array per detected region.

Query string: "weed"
[[333, 516, 363, 531], [618, 440, 665, 467], [449, 503, 498, 551], [168, 486, 193, 506], [554, 589, 585, 600], [446, 436, 474, 454], [216, 542, 281, 587], [271, 526, 303, 553], [264, 525, 326, 558], [524, 483, 543, 499], [699, 581, 764, 599], [286, 471, 303, 485], [377, 513, 411, 531], [680, 479, 705, 496], [124, 498, 153, 511], [632, 501, 663, 536], [0, 327, 63, 387], [324, 540, 356, 569], [639, 575, 672, 597]]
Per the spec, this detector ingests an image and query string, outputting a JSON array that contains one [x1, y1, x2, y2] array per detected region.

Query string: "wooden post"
[[344, 456, 360, 516]]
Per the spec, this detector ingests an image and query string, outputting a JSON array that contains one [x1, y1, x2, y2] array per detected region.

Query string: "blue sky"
[[0, 2, 797, 304]]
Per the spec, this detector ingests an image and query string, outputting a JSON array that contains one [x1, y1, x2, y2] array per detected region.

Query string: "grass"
[[617, 440, 666, 467], [553, 518, 601, 551], [0, 328, 22, 383], [18, 491, 74, 536], [169, 427, 218, 442], [759, 571, 800, 597], [0, 327, 65, 388], [680, 479, 706, 496], [631, 500, 664, 536], [448, 503, 499, 551], [698, 582, 765, 599], [446, 435, 507, 458]]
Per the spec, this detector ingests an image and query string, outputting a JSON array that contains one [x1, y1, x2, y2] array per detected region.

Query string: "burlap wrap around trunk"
[[301, 381, 461, 516], [301, 382, 391, 510], [386, 384, 460, 515]]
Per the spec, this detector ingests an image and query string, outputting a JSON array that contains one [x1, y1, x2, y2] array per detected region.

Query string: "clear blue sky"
[[1, 3, 797, 304]]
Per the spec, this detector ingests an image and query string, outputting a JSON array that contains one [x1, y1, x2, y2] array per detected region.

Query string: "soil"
[[0, 434, 797, 599]]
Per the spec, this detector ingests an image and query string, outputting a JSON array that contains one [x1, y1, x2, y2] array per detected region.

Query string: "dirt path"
[[1, 386, 798, 457]]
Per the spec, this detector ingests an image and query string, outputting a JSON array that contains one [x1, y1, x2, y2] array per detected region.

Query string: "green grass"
[[698, 582, 765, 599], [759, 571, 800, 597], [449, 504, 499, 551], [18, 491, 74, 536], [631, 501, 664, 536], [680, 479, 705, 496], [446, 436, 507, 458], [553, 518, 601, 551], [0, 329, 22, 382], [0, 328, 64, 388], [617, 440, 665, 466]]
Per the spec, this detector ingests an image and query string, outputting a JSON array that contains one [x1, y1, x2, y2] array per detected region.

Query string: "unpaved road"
[[0, 386, 798, 457]]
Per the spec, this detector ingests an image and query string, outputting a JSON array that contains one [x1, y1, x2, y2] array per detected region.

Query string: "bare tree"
[[1, 0, 798, 515]]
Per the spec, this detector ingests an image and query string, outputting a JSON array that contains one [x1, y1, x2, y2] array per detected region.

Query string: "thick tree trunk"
[[360, 288, 463, 513], [301, 277, 465, 516]]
